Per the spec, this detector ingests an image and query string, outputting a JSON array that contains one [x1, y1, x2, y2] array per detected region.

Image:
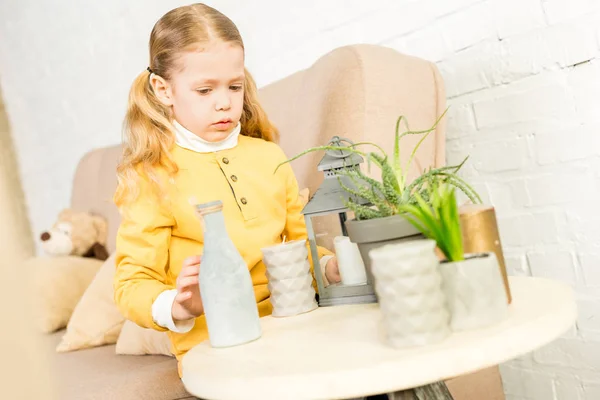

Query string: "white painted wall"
[[1, 0, 600, 398]]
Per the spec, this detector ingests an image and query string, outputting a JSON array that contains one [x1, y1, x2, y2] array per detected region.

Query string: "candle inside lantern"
[[334, 236, 367, 286]]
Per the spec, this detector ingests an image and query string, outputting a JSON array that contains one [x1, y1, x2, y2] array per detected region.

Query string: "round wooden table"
[[181, 276, 577, 400]]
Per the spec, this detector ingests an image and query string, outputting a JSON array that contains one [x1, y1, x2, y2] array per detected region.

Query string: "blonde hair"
[[114, 3, 278, 207]]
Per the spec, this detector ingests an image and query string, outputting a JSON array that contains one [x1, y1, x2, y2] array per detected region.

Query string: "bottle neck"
[[202, 210, 228, 241]]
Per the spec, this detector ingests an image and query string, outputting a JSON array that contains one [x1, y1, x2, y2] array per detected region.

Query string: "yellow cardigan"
[[114, 135, 330, 365]]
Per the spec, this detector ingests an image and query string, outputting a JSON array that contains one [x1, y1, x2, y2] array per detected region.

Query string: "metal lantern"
[[302, 136, 376, 306]]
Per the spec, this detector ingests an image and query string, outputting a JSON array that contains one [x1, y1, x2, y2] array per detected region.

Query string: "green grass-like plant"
[[398, 181, 464, 262], [275, 109, 482, 220]]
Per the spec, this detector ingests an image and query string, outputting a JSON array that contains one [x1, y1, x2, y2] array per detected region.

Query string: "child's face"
[[153, 41, 245, 142]]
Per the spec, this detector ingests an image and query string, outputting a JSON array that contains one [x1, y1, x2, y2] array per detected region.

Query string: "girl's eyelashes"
[[195, 86, 242, 95]]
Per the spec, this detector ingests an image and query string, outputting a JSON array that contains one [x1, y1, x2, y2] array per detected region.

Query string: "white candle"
[[334, 236, 367, 286]]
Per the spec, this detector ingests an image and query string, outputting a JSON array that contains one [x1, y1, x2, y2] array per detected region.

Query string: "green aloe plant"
[[398, 181, 464, 262], [275, 109, 482, 220]]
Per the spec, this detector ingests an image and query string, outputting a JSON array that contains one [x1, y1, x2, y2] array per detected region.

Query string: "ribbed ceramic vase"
[[195, 200, 261, 348], [440, 252, 509, 331], [262, 239, 318, 318], [369, 239, 450, 348]]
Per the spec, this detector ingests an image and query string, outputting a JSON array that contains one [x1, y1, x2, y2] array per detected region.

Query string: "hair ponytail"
[[114, 70, 178, 208], [240, 69, 279, 143]]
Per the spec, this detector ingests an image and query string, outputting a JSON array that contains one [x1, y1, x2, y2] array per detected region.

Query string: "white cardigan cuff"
[[152, 289, 195, 333]]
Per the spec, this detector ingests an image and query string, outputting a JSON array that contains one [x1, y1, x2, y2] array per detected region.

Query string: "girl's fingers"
[[175, 291, 192, 303], [177, 275, 199, 290], [180, 264, 200, 277], [183, 255, 202, 267]]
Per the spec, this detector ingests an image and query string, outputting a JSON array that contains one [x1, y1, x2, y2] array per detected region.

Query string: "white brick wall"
[[1, 0, 600, 398]]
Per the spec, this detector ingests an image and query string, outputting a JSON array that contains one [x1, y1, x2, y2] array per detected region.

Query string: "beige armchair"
[[5, 45, 505, 399]]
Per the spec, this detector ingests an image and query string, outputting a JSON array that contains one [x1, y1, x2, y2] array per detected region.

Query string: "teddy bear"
[[39, 209, 109, 261]]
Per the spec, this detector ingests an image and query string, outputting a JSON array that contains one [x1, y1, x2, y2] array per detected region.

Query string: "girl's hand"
[[325, 257, 341, 284], [171, 255, 204, 321]]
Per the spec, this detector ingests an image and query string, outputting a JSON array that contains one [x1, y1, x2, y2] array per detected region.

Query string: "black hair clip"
[[147, 67, 154, 74]]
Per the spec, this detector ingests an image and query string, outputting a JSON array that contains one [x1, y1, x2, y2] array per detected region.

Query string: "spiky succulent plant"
[[275, 109, 482, 220]]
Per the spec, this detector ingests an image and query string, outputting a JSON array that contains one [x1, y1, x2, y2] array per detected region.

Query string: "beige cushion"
[[27, 256, 103, 333], [116, 320, 173, 357], [259, 44, 446, 198], [56, 253, 125, 352], [45, 330, 191, 400], [70, 145, 122, 255], [447, 366, 506, 400]]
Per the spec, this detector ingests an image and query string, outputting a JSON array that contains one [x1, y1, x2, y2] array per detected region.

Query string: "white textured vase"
[[262, 239, 318, 318], [369, 240, 450, 348], [440, 252, 509, 331]]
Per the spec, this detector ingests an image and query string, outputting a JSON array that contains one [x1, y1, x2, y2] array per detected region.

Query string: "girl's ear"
[[150, 74, 174, 106]]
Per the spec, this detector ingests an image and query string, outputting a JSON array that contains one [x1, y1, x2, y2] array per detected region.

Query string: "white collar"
[[173, 120, 241, 153]]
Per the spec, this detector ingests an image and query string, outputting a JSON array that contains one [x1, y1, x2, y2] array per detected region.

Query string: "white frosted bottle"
[[194, 200, 261, 348]]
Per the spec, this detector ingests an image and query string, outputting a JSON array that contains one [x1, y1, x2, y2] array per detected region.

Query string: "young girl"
[[113, 3, 340, 376]]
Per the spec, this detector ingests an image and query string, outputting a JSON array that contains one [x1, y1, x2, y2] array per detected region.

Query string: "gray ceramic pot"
[[345, 214, 425, 285]]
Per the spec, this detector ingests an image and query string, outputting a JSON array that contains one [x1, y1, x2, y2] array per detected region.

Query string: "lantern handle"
[[326, 136, 355, 159]]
